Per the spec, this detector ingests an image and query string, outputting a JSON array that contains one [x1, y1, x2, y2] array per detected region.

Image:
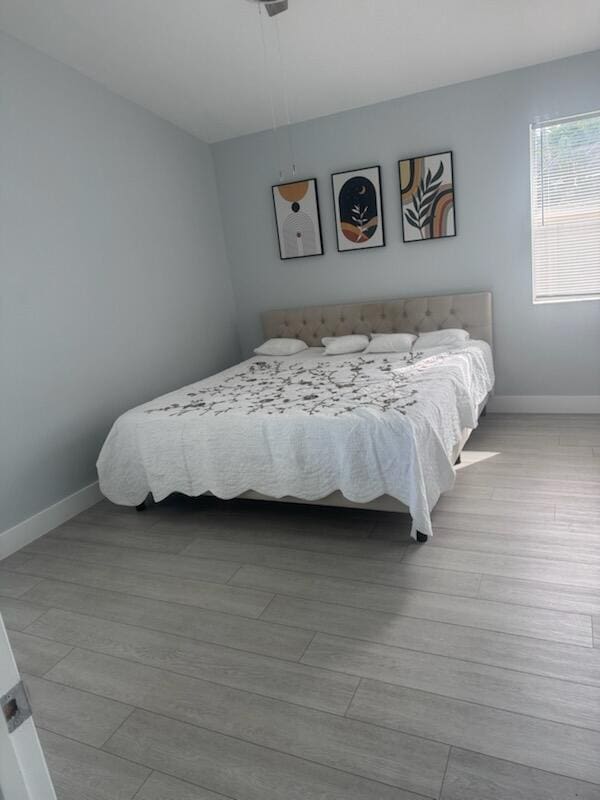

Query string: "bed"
[[97, 291, 494, 540]]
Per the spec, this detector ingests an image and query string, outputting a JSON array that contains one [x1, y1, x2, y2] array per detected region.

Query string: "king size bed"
[[97, 291, 494, 540]]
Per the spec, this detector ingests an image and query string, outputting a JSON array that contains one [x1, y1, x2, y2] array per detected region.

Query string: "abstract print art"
[[399, 151, 456, 242], [331, 165, 385, 251], [272, 178, 324, 260]]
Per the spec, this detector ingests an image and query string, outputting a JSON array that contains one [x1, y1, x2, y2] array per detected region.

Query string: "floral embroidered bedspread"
[[97, 343, 494, 537]]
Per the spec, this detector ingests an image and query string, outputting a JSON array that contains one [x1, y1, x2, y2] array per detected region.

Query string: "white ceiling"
[[2, 0, 600, 143]]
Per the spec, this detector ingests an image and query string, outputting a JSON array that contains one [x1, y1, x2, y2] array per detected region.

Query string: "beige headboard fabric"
[[261, 291, 493, 348]]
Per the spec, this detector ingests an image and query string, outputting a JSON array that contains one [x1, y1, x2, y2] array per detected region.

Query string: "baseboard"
[[488, 395, 600, 413], [0, 481, 102, 561]]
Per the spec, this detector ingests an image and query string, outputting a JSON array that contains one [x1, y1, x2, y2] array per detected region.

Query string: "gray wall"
[[213, 49, 600, 397], [0, 33, 239, 532]]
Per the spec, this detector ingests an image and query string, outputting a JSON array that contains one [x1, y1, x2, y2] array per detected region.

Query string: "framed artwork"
[[331, 165, 385, 252], [399, 151, 456, 242], [272, 178, 324, 260]]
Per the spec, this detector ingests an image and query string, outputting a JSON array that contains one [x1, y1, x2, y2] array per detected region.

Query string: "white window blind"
[[530, 110, 600, 304]]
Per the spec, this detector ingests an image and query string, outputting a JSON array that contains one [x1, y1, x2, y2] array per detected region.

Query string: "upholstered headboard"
[[261, 291, 493, 347]]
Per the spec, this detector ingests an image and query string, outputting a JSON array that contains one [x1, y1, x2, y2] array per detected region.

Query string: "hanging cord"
[[274, 14, 296, 177], [540, 126, 545, 226], [258, 2, 284, 181]]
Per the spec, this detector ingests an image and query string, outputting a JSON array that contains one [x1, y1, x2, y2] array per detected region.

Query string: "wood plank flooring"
[[1, 412, 599, 799]]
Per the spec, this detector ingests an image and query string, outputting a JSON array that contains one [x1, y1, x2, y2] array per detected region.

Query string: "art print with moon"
[[332, 165, 385, 251]]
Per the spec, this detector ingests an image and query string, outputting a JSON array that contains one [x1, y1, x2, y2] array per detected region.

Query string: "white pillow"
[[254, 338, 308, 356], [322, 335, 369, 355], [364, 333, 416, 354], [414, 329, 470, 349]]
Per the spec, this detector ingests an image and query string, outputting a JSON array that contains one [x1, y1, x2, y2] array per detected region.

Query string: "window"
[[530, 111, 600, 304]]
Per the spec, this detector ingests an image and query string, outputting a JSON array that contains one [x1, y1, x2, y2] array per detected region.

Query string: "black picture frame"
[[331, 165, 386, 252], [398, 150, 456, 243], [271, 177, 325, 260]]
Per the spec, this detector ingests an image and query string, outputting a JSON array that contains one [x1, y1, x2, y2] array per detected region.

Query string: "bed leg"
[[136, 493, 153, 512], [416, 531, 428, 543], [481, 404, 487, 417]]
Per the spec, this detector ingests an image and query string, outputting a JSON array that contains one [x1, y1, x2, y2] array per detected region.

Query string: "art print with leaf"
[[332, 166, 385, 251], [399, 151, 456, 242]]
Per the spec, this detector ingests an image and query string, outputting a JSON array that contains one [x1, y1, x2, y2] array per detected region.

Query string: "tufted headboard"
[[261, 291, 493, 347]]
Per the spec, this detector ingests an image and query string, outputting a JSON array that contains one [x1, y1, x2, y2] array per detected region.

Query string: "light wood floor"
[[1, 412, 600, 799]]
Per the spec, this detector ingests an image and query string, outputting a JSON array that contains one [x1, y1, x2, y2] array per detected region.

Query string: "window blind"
[[530, 111, 600, 304]]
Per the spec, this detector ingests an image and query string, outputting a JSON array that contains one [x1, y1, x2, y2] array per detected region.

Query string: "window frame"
[[529, 109, 600, 306]]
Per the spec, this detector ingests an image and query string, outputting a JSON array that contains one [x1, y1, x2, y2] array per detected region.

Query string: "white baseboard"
[[488, 395, 600, 413], [0, 481, 102, 561]]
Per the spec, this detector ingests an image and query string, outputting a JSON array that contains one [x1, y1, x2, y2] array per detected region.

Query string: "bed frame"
[[139, 291, 493, 541]]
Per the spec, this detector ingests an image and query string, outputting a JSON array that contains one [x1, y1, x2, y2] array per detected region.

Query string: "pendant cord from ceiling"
[[274, 14, 296, 177], [258, 1, 296, 182], [258, 2, 283, 180]]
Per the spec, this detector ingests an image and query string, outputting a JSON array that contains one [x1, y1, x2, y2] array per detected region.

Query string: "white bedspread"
[[97, 341, 494, 538]]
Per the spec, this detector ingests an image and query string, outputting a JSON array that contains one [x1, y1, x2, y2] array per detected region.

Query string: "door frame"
[[0, 614, 56, 800]]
